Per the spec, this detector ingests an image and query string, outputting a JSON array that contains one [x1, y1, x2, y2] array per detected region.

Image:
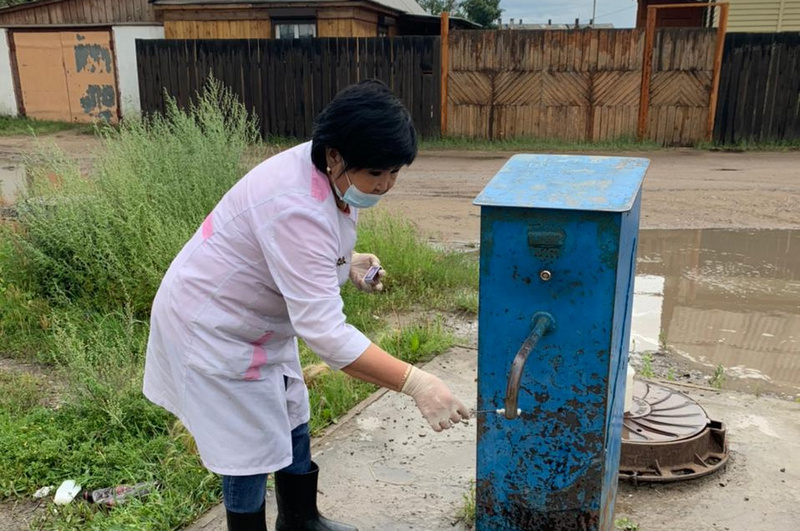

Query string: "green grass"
[[640, 353, 655, 379], [453, 288, 479, 315], [615, 517, 641, 530], [456, 481, 476, 528], [420, 136, 663, 153], [710, 364, 726, 389], [417, 135, 800, 154], [0, 371, 43, 416], [0, 81, 478, 530], [696, 138, 800, 152], [0, 116, 96, 137]]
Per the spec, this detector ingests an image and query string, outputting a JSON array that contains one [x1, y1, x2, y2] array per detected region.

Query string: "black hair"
[[311, 79, 418, 173]]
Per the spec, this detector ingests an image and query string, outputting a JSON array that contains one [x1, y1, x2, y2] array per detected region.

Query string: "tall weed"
[[11, 80, 257, 316]]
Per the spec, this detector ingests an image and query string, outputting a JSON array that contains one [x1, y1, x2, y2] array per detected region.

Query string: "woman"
[[143, 80, 469, 531]]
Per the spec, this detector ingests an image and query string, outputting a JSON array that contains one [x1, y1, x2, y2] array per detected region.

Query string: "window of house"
[[378, 25, 390, 37], [274, 20, 317, 39]]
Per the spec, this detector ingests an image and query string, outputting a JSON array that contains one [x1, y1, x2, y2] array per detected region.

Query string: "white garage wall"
[[112, 25, 164, 118], [0, 29, 18, 117]]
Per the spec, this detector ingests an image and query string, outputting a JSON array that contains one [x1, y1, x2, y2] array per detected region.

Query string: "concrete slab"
[[186, 344, 800, 531]]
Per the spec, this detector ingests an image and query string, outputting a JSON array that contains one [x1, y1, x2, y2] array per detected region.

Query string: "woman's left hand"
[[350, 252, 386, 293]]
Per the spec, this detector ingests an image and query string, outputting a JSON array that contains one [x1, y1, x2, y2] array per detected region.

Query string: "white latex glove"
[[350, 252, 386, 293], [401, 366, 470, 432]]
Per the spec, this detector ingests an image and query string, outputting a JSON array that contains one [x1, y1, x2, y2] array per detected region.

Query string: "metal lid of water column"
[[619, 380, 730, 483], [473, 154, 649, 211]]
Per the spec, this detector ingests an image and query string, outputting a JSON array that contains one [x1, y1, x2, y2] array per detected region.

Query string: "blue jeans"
[[222, 422, 311, 513]]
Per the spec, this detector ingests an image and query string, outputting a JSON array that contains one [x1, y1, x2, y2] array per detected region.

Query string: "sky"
[[499, 0, 638, 28]]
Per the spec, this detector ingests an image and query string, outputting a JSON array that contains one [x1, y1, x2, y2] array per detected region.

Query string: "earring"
[[326, 166, 331, 175]]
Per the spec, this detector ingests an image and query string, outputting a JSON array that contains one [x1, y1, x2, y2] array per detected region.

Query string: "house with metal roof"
[[151, 0, 477, 39]]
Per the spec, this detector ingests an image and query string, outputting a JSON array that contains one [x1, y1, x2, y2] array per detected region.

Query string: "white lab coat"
[[143, 142, 371, 475]]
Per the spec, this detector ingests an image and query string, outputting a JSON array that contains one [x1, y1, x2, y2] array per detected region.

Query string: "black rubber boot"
[[274, 461, 358, 531], [226, 503, 268, 531]]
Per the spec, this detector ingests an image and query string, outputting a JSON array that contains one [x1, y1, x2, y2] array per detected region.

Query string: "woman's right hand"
[[401, 366, 470, 431]]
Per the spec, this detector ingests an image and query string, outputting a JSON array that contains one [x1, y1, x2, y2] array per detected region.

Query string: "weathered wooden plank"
[[760, 40, 779, 142], [302, 39, 314, 138], [278, 40, 292, 137], [163, 41, 179, 109], [264, 40, 279, 137], [309, 38, 322, 127], [100, 0, 112, 23], [432, 36, 442, 136], [295, 40, 308, 138], [150, 38, 166, 114], [48, 4, 61, 24], [775, 40, 800, 140], [136, 40, 152, 114], [575, 30, 586, 72], [597, 30, 610, 71], [116, 0, 129, 22], [132, 0, 144, 23], [556, 31, 568, 72], [259, 39, 273, 136], [320, 39, 334, 113]]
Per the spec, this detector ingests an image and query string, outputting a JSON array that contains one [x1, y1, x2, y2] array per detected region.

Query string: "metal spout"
[[504, 312, 555, 420]]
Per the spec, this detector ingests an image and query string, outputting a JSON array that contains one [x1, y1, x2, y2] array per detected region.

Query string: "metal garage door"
[[13, 30, 118, 123]]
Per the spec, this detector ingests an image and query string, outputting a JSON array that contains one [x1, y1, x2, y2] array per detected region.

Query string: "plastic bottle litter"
[[83, 482, 157, 506], [54, 480, 81, 505]]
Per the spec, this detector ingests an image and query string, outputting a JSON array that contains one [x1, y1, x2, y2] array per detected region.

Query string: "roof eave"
[[0, 0, 70, 15], [152, 0, 411, 16]]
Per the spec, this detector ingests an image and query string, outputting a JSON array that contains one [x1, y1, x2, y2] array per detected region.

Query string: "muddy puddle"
[[632, 229, 799, 398]]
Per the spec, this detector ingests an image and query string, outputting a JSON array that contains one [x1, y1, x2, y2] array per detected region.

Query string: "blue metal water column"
[[474, 155, 649, 531]]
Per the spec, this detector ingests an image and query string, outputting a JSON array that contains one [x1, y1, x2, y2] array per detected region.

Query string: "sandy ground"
[[2, 133, 799, 237], [382, 149, 800, 246], [0, 132, 98, 167]]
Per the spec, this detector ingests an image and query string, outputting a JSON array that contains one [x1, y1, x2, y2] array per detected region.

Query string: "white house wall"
[[112, 25, 164, 118], [718, 0, 800, 32], [0, 29, 18, 117]]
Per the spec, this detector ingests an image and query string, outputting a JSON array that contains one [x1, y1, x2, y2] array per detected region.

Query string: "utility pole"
[[592, 0, 597, 26]]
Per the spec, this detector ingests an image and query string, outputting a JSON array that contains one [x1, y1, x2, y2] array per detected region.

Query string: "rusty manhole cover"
[[619, 380, 729, 483]]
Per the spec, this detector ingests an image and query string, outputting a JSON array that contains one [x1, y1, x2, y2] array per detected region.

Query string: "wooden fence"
[[136, 37, 441, 139], [714, 32, 800, 144], [135, 30, 800, 146], [645, 29, 718, 145], [446, 29, 718, 145]]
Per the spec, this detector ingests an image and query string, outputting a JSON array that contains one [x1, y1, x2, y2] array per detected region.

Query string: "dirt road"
[[2, 133, 798, 236], [383, 149, 800, 244]]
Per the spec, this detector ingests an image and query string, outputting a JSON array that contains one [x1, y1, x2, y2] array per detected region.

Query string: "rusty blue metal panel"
[[474, 155, 647, 531], [599, 190, 642, 524]]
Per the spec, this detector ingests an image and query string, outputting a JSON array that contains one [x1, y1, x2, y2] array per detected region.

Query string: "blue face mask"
[[334, 169, 382, 209]]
